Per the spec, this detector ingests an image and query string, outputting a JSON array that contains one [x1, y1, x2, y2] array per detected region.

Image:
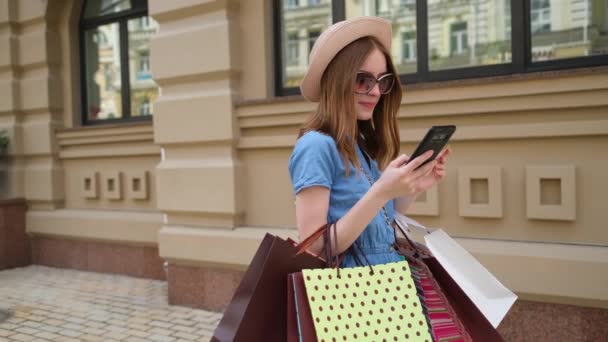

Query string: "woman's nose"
[[368, 82, 381, 96]]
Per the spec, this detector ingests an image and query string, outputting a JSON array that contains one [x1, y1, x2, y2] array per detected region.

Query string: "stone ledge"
[[31, 236, 165, 280], [160, 226, 608, 309], [27, 209, 163, 245], [158, 225, 298, 270]]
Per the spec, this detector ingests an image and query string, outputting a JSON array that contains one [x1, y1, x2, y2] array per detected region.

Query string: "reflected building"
[[282, 0, 608, 78], [530, 0, 608, 61]]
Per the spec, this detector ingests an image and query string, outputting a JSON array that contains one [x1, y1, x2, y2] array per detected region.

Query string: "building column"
[[149, 0, 245, 310], [0, 0, 64, 209]]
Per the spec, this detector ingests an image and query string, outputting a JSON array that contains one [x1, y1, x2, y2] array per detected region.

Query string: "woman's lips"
[[358, 102, 376, 110]]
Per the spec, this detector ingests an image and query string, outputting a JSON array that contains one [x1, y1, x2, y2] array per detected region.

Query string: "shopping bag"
[[287, 272, 318, 342], [408, 258, 472, 342], [212, 231, 326, 342], [395, 213, 517, 328], [394, 213, 516, 341], [299, 260, 433, 341]]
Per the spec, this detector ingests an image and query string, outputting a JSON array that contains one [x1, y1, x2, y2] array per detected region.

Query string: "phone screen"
[[409, 125, 456, 168]]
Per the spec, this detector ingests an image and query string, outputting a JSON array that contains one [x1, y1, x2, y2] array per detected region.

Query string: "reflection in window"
[[138, 52, 150, 74], [531, 0, 607, 62], [308, 30, 321, 55], [139, 98, 151, 116], [428, 0, 511, 71], [84, 0, 132, 19], [81, 0, 158, 124], [84, 23, 122, 120], [280, 0, 332, 88], [287, 32, 299, 66], [450, 22, 468, 56], [129, 17, 159, 117], [531, 0, 551, 33], [402, 32, 416, 63], [347, 0, 417, 74]]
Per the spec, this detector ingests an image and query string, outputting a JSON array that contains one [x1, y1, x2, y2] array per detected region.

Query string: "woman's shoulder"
[[289, 130, 340, 169], [298, 130, 335, 145], [296, 130, 336, 149]]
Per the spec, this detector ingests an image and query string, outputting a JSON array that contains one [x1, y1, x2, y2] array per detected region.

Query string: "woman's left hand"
[[415, 147, 451, 192]]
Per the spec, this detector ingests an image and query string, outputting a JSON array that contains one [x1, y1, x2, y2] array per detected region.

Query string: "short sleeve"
[[288, 131, 338, 195]]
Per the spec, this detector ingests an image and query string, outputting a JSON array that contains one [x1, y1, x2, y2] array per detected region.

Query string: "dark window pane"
[[84, 23, 123, 121], [530, 0, 608, 62], [280, 0, 332, 88], [84, 0, 132, 19], [346, 0, 417, 74], [128, 17, 159, 117], [428, 0, 512, 71]]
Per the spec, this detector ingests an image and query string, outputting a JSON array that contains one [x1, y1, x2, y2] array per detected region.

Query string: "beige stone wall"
[[0, 0, 163, 246], [234, 72, 608, 308], [0, 0, 65, 208], [6, 0, 606, 309]]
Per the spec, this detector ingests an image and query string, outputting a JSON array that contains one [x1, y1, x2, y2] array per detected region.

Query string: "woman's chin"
[[356, 111, 374, 121]]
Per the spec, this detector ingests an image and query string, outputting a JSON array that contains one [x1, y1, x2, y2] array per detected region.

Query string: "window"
[[277, 0, 332, 89], [402, 32, 417, 63], [530, 0, 606, 63], [308, 30, 321, 55], [450, 22, 468, 56], [139, 98, 151, 116], [531, 0, 551, 33], [286, 0, 299, 9], [287, 32, 299, 66], [80, 0, 159, 124], [273, 0, 608, 96]]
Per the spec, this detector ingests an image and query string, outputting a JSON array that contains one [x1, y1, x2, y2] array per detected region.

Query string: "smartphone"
[[408, 125, 456, 169]]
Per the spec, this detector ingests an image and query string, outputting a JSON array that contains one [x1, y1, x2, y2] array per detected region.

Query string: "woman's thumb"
[[390, 154, 409, 167]]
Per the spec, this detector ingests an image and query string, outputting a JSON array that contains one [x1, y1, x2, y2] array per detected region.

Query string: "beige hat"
[[300, 16, 392, 103]]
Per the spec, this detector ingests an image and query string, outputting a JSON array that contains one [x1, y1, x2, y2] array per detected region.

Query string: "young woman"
[[288, 16, 451, 267]]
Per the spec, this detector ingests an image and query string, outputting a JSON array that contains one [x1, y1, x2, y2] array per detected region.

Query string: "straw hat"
[[300, 16, 392, 103]]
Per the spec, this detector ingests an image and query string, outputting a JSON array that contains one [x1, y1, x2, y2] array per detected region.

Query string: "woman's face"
[[354, 48, 388, 121]]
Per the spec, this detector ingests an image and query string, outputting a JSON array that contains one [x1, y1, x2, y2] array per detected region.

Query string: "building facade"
[[1, 0, 607, 340]]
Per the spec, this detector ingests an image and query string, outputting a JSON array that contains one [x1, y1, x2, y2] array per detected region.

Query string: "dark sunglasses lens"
[[355, 74, 375, 94], [379, 76, 394, 94]]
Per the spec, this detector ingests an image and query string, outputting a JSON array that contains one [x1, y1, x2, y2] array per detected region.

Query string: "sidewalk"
[[0, 266, 221, 341]]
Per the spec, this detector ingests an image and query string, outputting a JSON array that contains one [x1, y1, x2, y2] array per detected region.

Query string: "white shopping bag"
[[394, 213, 517, 328]]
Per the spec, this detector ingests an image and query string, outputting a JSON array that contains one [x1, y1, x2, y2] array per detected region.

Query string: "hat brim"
[[300, 17, 392, 103]]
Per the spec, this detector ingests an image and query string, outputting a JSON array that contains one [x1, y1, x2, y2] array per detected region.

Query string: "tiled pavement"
[[0, 266, 222, 341]]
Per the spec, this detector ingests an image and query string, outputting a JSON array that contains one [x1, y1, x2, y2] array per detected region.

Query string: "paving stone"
[[0, 266, 222, 342], [148, 334, 176, 342], [172, 324, 198, 334], [13, 327, 38, 335], [9, 333, 36, 342], [58, 329, 82, 338], [173, 331, 200, 340], [149, 320, 173, 329], [34, 331, 61, 340]]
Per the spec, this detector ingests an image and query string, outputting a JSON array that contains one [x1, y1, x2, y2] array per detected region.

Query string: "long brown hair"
[[299, 36, 402, 175]]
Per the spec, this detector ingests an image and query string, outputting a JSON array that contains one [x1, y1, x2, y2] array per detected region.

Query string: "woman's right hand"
[[372, 150, 436, 201]]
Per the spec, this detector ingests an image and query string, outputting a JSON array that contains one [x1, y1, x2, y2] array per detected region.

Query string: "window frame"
[[79, 0, 152, 126], [273, 0, 608, 97]]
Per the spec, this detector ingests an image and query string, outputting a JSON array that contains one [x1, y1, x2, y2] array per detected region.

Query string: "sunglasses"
[[354, 72, 395, 95]]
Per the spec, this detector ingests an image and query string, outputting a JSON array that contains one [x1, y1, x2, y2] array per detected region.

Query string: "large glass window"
[[273, 0, 608, 96], [277, 0, 332, 90], [428, 0, 511, 71], [80, 0, 159, 124], [345, 0, 418, 75], [530, 0, 608, 62]]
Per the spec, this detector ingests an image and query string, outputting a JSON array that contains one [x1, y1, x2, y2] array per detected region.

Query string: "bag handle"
[[393, 220, 422, 258], [295, 223, 330, 256], [295, 221, 343, 270]]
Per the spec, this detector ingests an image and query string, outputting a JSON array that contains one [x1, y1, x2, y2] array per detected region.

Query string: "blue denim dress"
[[288, 131, 402, 268]]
